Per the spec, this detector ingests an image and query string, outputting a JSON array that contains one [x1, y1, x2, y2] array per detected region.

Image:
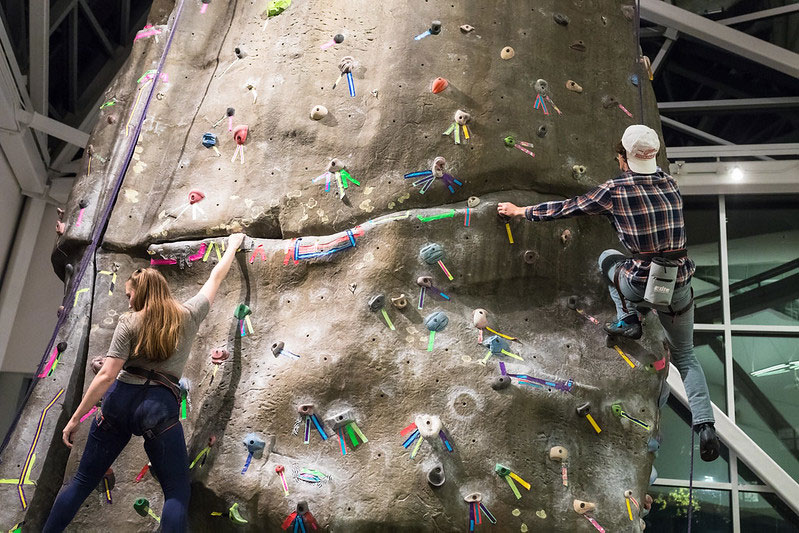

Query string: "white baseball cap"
[[622, 125, 660, 174]]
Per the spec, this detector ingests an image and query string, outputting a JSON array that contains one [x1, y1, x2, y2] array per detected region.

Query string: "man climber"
[[497, 124, 720, 461]]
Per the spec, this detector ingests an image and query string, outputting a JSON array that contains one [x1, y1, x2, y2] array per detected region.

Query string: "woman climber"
[[43, 233, 246, 533], [497, 125, 720, 463]]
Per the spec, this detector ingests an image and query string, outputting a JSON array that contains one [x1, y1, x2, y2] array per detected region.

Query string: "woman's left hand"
[[62, 417, 80, 448]]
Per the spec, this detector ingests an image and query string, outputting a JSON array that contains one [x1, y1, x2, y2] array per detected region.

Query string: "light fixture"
[[751, 361, 799, 377], [730, 166, 744, 181]]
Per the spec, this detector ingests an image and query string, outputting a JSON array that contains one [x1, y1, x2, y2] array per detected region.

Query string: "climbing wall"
[[0, 0, 674, 531]]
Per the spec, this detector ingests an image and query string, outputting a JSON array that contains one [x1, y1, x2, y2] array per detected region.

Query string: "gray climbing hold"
[[368, 294, 385, 312], [523, 250, 537, 264], [459, 24, 474, 33], [602, 95, 618, 108], [553, 13, 570, 25], [572, 165, 586, 180], [419, 243, 444, 264], [534, 79, 549, 94], [491, 375, 511, 390], [424, 311, 449, 332], [428, 465, 446, 487], [243, 433, 265, 456], [537, 125, 548, 138], [454, 110, 471, 125], [570, 40, 586, 52], [467, 196, 480, 208], [567, 295, 578, 310], [327, 158, 346, 172]]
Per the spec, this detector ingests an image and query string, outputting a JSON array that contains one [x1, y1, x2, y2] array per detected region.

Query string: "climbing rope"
[[0, 0, 188, 456], [687, 428, 695, 532]]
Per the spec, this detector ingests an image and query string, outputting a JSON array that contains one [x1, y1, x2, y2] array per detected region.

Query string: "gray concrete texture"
[[0, 0, 674, 530]]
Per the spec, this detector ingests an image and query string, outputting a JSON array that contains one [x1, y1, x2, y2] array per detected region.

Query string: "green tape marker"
[[345, 423, 359, 447], [350, 422, 368, 443], [417, 210, 456, 222], [427, 330, 436, 351], [380, 309, 395, 330], [180, 397, 187, 420], [506, 475, 522, 499]]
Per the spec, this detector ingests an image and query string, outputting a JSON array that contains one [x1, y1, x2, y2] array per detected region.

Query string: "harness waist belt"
[[632, 249, 688, 261], [124, 366, 181, 402]]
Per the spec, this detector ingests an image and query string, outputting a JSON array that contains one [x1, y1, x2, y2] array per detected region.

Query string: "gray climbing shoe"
[[603, 317, 642, 340]]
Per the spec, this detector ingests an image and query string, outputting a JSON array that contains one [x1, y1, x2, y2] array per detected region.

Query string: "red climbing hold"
[[233, 125, 248, 144], [431, 77, 449, 94], [188, 190, 205, 204]]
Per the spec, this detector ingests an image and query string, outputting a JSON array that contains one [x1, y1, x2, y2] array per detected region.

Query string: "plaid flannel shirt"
[[525, 170, 695, 288]]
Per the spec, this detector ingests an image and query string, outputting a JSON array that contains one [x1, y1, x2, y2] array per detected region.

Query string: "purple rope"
[[0, 0, 187, 456], [687, 427, 695, 532]]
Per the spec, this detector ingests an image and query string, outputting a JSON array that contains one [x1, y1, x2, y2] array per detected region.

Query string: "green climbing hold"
[[611, 403, 623, 417], [133, 498, 150, 517], [233, 304, 251, 319], [503, 135, 515, 147], [267, 0, 291, 17], [229, 502, 249, 524], [494, 463, 511, 476]]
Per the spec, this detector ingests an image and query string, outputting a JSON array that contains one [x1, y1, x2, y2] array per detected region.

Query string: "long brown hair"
[[127, 268, 184, 362]]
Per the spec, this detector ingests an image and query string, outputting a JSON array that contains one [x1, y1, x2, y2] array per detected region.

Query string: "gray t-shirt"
[[107, 293, 210, 384]]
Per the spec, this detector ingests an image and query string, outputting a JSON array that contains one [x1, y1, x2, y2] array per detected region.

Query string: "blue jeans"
[[599, 249, 715, 426], [43, 380, 190, 532]]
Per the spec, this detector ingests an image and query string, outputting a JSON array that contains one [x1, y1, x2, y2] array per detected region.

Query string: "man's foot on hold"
[[603, 316, 642, 340], [697, 422, 720, 462]]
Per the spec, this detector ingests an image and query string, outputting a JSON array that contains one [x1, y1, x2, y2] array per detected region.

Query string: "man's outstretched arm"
[[498, 183, 613, 221]]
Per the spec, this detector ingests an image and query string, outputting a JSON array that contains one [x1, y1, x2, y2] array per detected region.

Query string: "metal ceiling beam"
[[15, 109, 90, 147], [49, 0, 77, 35], [660, 116, 774, 161], [640, 0, 799, 79], [78, 0, 114, 56], [666, 143, 799, 159], [651, 27, 678, 75], [673, 160, 799, 195], [717, 4, 799, 26], [659, 97, 799, 113], [0, 197, 47, 370], [28, 0, 48, 118]]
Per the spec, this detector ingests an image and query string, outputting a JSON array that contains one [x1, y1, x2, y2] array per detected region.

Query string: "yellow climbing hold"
[[536, 510, 547, 519], [520, 524, 528, 532], [512, 509, 521, 517]]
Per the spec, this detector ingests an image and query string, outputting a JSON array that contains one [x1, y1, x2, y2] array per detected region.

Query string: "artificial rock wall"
[[0, 0, 672, 531]]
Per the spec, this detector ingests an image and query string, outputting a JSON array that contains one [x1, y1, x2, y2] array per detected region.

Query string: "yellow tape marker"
[[626, 497, 633, 521], [510, 471, 531, 491], [485, 327, 517, 340], [614, 345, 635, 368], [505, 476, 522, 499], [505, 223, 514, 244], [463, 125, 470, 140], [74, 287, 89, 306], [585, 414, 602, 434]]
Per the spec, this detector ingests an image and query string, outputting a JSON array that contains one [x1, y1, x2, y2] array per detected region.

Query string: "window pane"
[[726, 195, 799, 326], [732, 335, 799, 481], [739, 492, 799, 532], [684, 196, 722, 324], [646, 486, 732, 532], [694, 332, 726, 414], [737, 459, 767, 486], [655, 400, 730, 483]]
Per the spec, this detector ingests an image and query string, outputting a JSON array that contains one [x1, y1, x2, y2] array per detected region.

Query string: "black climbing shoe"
[[696, 423, 720, 462], [603, 316, 642, 340]]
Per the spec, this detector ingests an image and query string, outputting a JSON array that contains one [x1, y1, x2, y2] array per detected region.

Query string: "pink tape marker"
[[38, 346, 60, 378], [75, 209, 85, 227], [150, 258, 178, 265], [79, 406, 98, 422], [584, 515, 605, 532], [618, 103, 633, 118], [200, 2, 209, 13], [188, 243, 207, 262]]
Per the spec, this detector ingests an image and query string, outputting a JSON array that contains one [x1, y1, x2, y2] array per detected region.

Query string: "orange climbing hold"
[[432, 77, 449, 94]]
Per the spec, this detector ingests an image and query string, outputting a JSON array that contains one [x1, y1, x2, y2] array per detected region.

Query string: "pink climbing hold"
[[188, 243, 207, 262], [233, 125, 248, 144], [188, 190, 205, 204]]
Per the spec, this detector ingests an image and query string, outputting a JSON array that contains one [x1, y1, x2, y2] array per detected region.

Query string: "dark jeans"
[[43, 380, 190, 532]]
